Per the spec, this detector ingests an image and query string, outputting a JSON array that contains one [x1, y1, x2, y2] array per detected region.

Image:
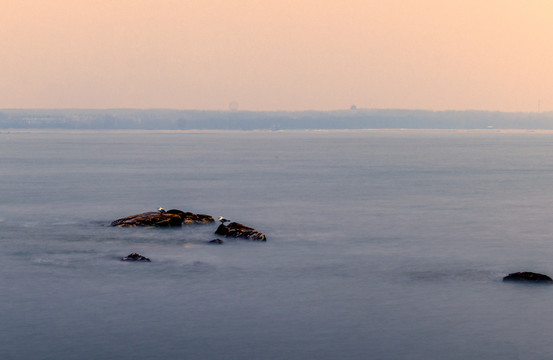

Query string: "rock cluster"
[[215, 222, 267, 241], [111, 210, 266, 261], [111, 209, 214, 227]]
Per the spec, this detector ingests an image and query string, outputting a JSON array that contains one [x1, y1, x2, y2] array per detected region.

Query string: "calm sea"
[[2, 129, 553, 359]]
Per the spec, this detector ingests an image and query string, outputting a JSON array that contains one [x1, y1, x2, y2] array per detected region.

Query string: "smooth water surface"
[[2, 129, 553, 359]]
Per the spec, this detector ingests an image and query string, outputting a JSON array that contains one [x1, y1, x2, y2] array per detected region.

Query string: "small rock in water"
[[215, 222, 266, 241], [208, 239, 224, 244], [121, 253, 151, 262], [503, 271, 552, 282]]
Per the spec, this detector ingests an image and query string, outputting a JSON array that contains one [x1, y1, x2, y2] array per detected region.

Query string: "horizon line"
[[0, 107, 549, 114]]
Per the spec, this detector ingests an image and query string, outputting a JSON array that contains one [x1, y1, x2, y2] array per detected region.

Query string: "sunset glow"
[[2, 0, 552, 111]]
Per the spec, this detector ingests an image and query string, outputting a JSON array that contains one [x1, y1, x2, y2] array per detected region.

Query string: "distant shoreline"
[[1, 109, 553, 130], [4, 128, 553, 136]]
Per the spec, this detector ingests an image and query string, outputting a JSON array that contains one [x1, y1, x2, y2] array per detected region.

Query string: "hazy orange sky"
[[1, 0, 552, 111]]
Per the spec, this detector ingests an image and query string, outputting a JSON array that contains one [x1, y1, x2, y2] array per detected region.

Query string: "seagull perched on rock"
[[158, 207, 166, 214], [218, 216, 230, 224]]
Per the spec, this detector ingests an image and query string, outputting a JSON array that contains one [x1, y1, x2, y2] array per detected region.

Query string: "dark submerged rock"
[[208, 239, 224, 244], [121, 253, 151, 262], [215, 222, 266, 241], [110, 209, 214, 227], [503, 271, 553, 282]]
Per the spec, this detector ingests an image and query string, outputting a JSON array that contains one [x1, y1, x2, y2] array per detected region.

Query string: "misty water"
[[3, 129, 553, 359]]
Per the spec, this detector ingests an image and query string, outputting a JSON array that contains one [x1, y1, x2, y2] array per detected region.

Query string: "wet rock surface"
[[110, 209, 214, 227], [503, 271, 553, 282], [170, 210, 215, 225], [215, 222, 266, 241]]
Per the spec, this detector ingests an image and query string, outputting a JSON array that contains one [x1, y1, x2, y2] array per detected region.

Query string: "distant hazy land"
[[1, 109, 553, 130]]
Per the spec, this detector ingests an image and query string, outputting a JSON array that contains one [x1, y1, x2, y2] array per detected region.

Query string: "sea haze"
[[2, 129, 553, 359], [3, 109, 553, 130]]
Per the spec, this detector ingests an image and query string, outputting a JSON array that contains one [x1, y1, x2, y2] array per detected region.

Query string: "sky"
[[1, 0, 552, 112]]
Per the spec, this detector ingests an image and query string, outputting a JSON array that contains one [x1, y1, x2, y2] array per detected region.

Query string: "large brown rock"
[[215, 222, 266, 241], [165, 209, 215, 225], [110, 209, 214, 227]]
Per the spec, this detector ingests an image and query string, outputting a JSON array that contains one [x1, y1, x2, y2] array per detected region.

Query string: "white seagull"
[[218, 216, 230, 224]]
